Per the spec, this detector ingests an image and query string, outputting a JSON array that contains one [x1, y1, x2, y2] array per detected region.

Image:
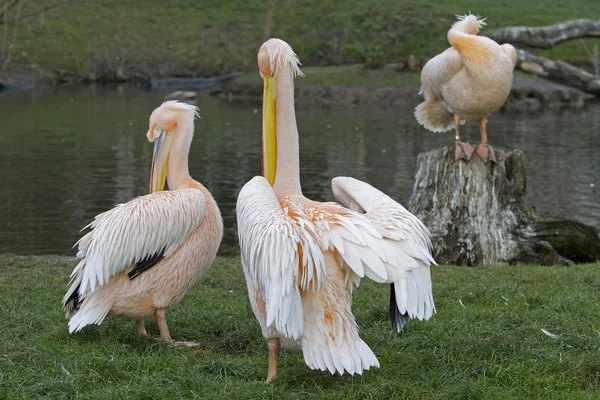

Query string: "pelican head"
[[258, 38, 303, 78], [147, 101, 199, 193], [452, 13, 486, 36], [257, 39, 303, 186]]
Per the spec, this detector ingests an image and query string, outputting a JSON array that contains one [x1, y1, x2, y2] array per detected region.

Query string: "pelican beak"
[[262, 73, 277, 186], [149, 126, 175, 193]]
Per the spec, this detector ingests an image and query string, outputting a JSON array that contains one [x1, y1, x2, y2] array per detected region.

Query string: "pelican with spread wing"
[[237, 39, 436, 383], [63, 101, 223, 344]]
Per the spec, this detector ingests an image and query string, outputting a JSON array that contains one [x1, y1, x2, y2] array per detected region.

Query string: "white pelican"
[[237, 39, 436, 383], [62, 101, 223, 344], [415, 14, 516, 162]]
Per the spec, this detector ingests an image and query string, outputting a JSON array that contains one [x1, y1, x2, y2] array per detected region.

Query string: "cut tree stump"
[[408, 147, 600, 266]]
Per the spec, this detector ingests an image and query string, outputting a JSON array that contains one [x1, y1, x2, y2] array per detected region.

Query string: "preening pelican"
[[415, 14, 516, 162], [63, 101, 223, 344], [237, 39, 436, 383]]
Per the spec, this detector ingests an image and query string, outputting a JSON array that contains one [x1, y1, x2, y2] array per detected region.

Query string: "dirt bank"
[[213, 74, 592, 111]]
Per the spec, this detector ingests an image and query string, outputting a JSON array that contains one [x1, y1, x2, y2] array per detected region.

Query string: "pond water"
[[1, 85, 598, 256]]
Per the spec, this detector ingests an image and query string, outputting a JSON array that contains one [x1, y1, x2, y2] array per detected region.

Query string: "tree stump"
[[408, 147, 600, 266]]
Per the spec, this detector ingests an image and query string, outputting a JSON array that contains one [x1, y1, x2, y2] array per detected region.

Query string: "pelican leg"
[[475, 116, 496, 163], [453, 114, 474, 161], [155, 308, 173, 343], [155, 308, 200, 347], [265, 337, 280, 384], [136, 320, 147, 335]]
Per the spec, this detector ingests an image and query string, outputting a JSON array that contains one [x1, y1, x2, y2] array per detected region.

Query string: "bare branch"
[[0, 0, 75, 25], [0, 0, 19, 22], [18, 0, 73, 21], [485, 19, 600, 49], [1, 0, 21, 70]]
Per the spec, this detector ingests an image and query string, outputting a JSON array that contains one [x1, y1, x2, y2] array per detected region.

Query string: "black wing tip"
[[127, 269, 141, 280], [389, 283, 409, 332], [64, 283, 82, 313], [128, 248, 166, 280]]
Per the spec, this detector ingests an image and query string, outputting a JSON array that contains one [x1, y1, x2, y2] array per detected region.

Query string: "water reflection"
[[0, 85, 598, 255]]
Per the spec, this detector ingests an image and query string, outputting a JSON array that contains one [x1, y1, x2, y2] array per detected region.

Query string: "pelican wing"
[[420, 47, 462, 100], [72, 189, 206, 295], [301, 201, 390, 284], [236, 177, 326, 340], [331, 177, 436, 330]]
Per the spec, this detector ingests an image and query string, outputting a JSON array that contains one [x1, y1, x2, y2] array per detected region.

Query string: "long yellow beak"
[[262, 74, 277, 186], [149, 127, 175, 193]]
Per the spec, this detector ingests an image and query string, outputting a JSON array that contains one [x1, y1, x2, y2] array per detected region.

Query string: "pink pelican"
[[236, 39, 436, 383], [63, 101, 223, 344], [415, 14, 516, 162]]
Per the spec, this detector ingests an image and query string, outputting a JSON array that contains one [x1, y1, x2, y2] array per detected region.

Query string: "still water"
[[1, 85, 598, 255]]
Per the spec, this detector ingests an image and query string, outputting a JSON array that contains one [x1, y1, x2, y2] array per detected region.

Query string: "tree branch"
[[0, 0, 19, 23], [0, 0, 74, 25], [263, 0, 275, 40], [485, 19, 600, 49]]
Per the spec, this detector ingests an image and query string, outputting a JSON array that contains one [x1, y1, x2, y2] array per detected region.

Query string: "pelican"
[[237, 39, 436, 383], [62, 101, 223, 344], [415, 14, 516, 162]]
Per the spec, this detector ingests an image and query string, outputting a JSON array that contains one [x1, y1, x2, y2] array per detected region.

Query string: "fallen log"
[[144, 72, 242, 90], [408, 147, 600, 266], [484, 19, 600, 96], [516, 49, 600, 95], [485, 19, 600, 49]]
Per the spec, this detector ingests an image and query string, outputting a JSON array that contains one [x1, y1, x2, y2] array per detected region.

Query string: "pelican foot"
[[475, 144, 497, 163], [172, 340, 201, 347], [265, 372, 278, 385], [454, 141, 475, 161]]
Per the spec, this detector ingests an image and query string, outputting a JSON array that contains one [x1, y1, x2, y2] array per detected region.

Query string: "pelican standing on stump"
[[415, 14, 516, 162], [63, 101, 223, 345], [237, 39, 436, 383]]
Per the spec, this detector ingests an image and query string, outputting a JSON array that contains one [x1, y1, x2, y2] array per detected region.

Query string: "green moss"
[[1, 254, 600, 398]]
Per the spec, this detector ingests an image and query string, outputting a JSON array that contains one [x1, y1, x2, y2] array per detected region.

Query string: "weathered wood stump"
[[408, 147, 600, 266]]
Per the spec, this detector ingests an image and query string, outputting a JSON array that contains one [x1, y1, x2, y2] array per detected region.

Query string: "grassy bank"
[[1, 1, 599, 82], [236, 64, 423, 89], [2, 255, 600, 398]]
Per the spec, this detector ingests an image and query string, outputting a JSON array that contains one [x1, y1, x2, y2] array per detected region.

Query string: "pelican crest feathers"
[[264, 38, 305, 78]]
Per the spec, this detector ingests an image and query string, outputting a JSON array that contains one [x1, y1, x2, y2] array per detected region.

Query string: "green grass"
[[2, 1, 599, 80], [2, 255, 600, 398]]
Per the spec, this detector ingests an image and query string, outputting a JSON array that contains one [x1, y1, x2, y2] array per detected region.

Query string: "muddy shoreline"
[[212, 75, 593, 112], [2, 68, 594, 113]]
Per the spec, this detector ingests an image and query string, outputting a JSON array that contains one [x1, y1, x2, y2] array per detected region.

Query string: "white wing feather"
[[73, 189, 206, 295], [236, 177, 326, 340], [303, 202, 390, 284], [420, 47, 462, 100], [331, 176, 436, 322]]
